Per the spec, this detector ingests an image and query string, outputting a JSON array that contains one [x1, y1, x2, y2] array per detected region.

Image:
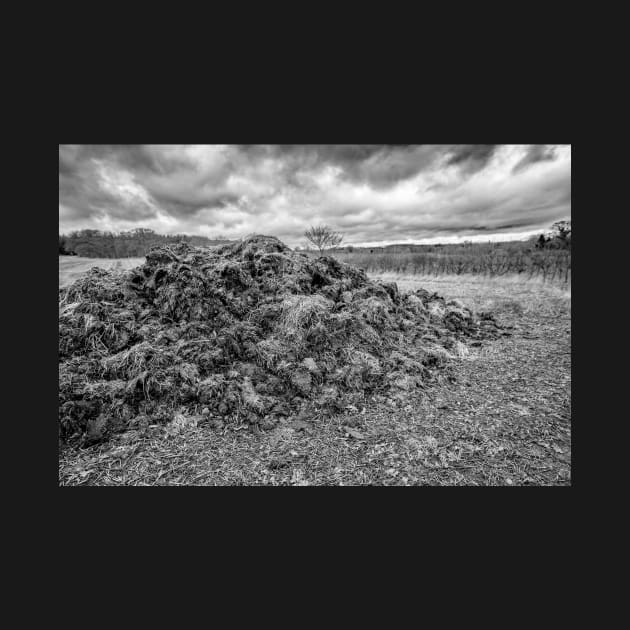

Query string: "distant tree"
[[346, 245, 354, 253], [551, 220, 571, 247], [58, 235, 72, 255], [303, 225, 343, 256], [59, 228, 234, 258], [533, 221, 571, 250], [536, 234, 548, 249]]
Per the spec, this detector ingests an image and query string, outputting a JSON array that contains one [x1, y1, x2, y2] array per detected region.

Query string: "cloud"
[[59, 144, 571, 245], [446, 145, 498, 174], [511, 144, 557, 174], [236, 144, 443, 189]]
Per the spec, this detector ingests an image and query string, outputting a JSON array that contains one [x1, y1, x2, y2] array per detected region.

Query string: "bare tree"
[[303, 225, 343, 256], [551, 220, 571, 247]]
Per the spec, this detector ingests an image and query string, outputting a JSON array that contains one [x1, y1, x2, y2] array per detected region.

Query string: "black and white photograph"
[[58, 144, 571, 486]]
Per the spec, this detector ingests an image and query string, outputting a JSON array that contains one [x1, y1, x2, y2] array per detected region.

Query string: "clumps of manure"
[[58, 235, 504, 445]]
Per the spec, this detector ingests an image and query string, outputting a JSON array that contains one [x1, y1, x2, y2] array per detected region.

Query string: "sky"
[[59, 144, 571, 247]]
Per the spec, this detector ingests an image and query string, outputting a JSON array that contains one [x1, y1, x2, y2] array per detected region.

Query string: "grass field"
[[59, 260, 571, 486], [59, 256, 144, 288], [333, 245, 571, 283], [371, 272, 570, 317]]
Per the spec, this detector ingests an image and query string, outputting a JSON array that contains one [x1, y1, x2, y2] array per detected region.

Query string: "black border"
[[48, 80, 578, 566]]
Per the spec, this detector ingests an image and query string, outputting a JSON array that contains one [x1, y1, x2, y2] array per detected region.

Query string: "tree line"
[[302, 221, 571, 255], [301, 221, 571, 283], [534, 220, 571, 250], [59, 228, 231, 258], [335, 245, 571, 283]]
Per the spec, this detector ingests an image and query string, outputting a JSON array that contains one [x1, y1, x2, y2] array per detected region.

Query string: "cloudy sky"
[[59, 144, 571, 246]]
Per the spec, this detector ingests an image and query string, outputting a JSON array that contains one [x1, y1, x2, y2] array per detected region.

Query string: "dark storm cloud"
[[147, 191, 243, 218], [59, 153, 119, 219], [64, 145, 195, 175], [239, 144, 388, 161], [59, 145, 79, 176], [512, 144, 557, 174], [59, 144, 571, 244], [237, 144, 440, 189], [59, 145, 161, 225], [343, 146, 445, 188], [446, 144, 498, 173]]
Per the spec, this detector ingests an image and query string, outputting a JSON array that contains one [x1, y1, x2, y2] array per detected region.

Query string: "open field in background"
[[333, 247, 571, 284], [59, 256, 145, 288], [59, 256, 571, 485], [371, 273, 571, 319]]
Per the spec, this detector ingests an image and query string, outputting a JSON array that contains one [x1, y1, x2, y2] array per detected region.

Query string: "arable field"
[[59, 258, 570, 486], [59, 256, 145, 288]]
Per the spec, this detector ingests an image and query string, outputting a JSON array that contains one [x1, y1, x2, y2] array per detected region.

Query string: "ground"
[[59, 262, 571, 486], [59, 256, 145, 288]]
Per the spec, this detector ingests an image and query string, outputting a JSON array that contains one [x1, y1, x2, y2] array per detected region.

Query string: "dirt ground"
[[59, 270, 570, 486]]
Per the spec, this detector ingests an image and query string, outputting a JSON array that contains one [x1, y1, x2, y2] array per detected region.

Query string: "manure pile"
[[59, 236, 504, 445]]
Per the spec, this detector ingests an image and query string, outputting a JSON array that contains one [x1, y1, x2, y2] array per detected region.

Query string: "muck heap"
[[59, 235, 503, 444]]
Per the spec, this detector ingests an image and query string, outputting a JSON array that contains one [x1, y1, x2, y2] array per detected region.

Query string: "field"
[[58, 256, 571, 486], [59, 256, 145, 288], [334, 243, 571, 284]]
